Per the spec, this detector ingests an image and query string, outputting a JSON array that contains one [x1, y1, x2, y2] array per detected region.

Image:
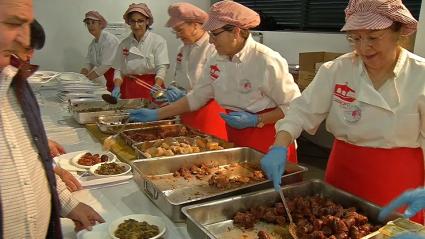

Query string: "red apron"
[[121, 74, 157, 100], [103, 68, 115, 92], [181, 100, 228, 140], [326, 139, 424, 222], [225, 109, 297, 163]]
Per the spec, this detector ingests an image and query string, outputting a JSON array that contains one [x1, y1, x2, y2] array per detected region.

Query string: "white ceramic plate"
[[28, 71, 60, 83], [71, 151, 116, 169], [89, 162, 131, 177], [108, 214, 166, 239], [76, 230, 108, 239]]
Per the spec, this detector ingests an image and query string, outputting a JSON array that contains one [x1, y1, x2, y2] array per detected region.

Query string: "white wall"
[[32, 0, 210, 80], [33, 0, 425, 76]]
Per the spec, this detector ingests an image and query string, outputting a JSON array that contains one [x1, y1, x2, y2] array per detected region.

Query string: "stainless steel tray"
[[182, 179, 400, 239], [69, 98, 149, 124], [96, 114, 178, 134], [132, 134, 234, 159], [132, 147, 307, 222], [120, 124, 205, 147]]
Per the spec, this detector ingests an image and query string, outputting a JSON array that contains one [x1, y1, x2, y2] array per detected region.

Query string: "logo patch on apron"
[[239, 79, 253, 93], [209, 64, 220, 80]]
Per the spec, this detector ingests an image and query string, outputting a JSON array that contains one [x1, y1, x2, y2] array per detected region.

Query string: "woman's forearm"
[[157, 97, 191, 119]]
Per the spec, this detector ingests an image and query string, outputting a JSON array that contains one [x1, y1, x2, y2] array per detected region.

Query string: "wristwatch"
[[256, 114, 265, 128]]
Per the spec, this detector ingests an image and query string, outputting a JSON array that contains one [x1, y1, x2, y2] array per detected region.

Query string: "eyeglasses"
[[209, 29, 227, 38], [346, 30, 389, 46], [84, 20, 99, 26], [129, 19, 146, 26]]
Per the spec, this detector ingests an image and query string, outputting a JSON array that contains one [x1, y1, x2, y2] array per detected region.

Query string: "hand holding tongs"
[[126, 75, 165, 99]]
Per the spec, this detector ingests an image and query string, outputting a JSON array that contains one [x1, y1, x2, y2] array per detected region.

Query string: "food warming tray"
[[182, 179, 401, 239], [96, 113, 178, 134], [132, 147, 307, 222], [69, 98, 149, 124], [120, 124, 204, 147]]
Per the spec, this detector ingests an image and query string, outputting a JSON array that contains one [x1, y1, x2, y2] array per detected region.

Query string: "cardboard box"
[[298, 52, 344, 90]]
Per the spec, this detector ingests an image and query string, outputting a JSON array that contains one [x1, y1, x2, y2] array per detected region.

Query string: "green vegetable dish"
[[114, 219, 160, 239]]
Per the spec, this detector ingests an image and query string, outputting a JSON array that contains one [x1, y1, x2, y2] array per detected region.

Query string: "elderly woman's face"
[[128, 12, 148, 36], [208, 27, 237, 56], [348, 28, 400, 70], [85, 19, 102, 37], [172, 22, 200, 45]]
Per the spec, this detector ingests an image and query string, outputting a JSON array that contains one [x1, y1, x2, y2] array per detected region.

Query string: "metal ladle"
[[278, 189, 298, 239]]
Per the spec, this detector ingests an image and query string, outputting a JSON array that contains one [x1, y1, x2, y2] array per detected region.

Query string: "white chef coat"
[[276, 49, 425, 151], [186, 34, 300, 114], [113, 30, 169, 80], [173, 32, 216, 90], [85, 30, 119, 75]]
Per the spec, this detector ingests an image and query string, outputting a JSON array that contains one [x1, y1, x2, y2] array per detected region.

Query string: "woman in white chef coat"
[[112, 3, 170, 100], [261, 0, 425, 222], [129, 1, 300, 162], [80, 11, 119, 92], [164, 2, 227, 140]]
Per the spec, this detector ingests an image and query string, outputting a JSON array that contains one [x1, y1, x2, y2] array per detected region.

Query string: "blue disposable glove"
[[379, 188, 425, 221], [260, 146, 288, 192], [220, 111, 258, 129], [112, 86, 121, 99], [165, 85, 186, 103], [391, 233, 425, 239], [129, 108, 158, 122]]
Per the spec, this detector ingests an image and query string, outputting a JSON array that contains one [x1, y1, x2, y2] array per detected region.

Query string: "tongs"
[[103, 117, 130, 151], [278, 189, 298, 239], [127, 75, 165, 99]]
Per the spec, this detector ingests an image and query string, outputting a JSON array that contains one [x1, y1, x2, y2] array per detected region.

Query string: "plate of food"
[[108, 214, 166, 239], [71, 151, 117, 169], [89, 162, 131, 177]]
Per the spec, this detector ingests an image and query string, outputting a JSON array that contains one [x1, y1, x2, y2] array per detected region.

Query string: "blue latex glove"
[[391, 233, 425, 239], [379, 188, 425, 221], [220, 111, 258, 129], [165, 86, 186, 103], [112, 86, 121, 99], [260, 146, 288, 192], [129, 108, 158, 122]]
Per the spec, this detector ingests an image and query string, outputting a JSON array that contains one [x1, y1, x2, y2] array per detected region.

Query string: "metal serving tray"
[[182, 179, 400, 239], [132, 134, 234, 159], [120, 124, 204, 147], [132, 147, 307, 222], [69, 98, 148, 124], [96, 114, 178, 134]]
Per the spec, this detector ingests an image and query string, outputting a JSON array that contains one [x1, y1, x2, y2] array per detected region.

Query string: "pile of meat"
[[172, 162, 266, 189], [77, 152, 109, 166], [123, 125, 195, 142], [233, 195, 380, 239], [139, 136, 226, 158], [208, 170, 265, 189]]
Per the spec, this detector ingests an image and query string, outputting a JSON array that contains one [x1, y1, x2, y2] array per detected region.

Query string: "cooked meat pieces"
[[233, 211, 257, 229], [77, 152, 109, 166], [232, 196, 380, 239], [139, 136, 224, 158], [208, 174, 230, 189], [257, 230, 271, 239]]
